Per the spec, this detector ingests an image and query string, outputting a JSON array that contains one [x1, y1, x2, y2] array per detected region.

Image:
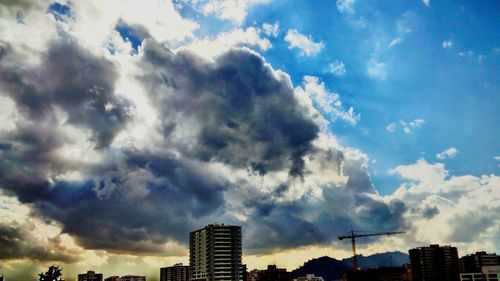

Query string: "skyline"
[[0, 0, 499, 281]]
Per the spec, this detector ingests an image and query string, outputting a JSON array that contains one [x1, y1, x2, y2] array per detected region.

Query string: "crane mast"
[[338, 230, 405, 271]]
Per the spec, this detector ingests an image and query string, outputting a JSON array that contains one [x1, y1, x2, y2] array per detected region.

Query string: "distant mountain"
[[291, 256, 351, 281], [342, 251, 410, 269], [291, 251, 409, 281]]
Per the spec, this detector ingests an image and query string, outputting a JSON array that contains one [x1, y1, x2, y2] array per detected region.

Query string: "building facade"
[[160, 263, 189, 281], [409, 244, 460, 281], [190, 224, 243, 281], [460, 252, 500, 273], [121, 276, 145, 281], [78, 271, 103, 281], [460, 266, 500, 281]]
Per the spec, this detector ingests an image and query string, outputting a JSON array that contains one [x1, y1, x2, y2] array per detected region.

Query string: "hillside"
[[291, 251, 409, 281]]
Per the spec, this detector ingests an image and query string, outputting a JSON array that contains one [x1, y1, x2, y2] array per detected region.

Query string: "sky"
[[0, 0, 498, 280]]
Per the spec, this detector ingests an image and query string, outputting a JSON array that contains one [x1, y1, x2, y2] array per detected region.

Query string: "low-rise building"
[[160, 263, 189, 281], [295, 274, 325, 281]]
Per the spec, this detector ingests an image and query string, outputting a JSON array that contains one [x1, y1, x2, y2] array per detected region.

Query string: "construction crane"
[[338, 230, 405, 271]]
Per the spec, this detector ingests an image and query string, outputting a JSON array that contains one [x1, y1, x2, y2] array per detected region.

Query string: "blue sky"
[[177, 0, 499, 194]]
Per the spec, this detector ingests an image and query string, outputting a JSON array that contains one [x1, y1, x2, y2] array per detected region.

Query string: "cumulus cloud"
[[387, 159, 500, 252], [422, 0, 430, 7], [295, 76, 359, 126], [262, 22, 279, 37], [284, 29, 325, 56], [436, 147, 459, 160], [0, 221, 81, 262], [200, 0, 270, 25], [183, 27, 271, 59], [327, 60, 347, 76]]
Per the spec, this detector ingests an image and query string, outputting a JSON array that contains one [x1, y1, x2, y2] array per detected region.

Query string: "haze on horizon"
[[0, 0, 498, 280]]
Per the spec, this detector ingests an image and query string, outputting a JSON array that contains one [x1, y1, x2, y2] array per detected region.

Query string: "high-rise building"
[[460, 252, 500, 273], [190, 224, 243, 281], [409, 244, 460, 281], [160, 263, 189, 281], [78, 271, 103, 281]]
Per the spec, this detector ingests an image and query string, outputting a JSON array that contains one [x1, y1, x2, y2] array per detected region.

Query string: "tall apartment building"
[[78, 271, 103, 281], [160, 263, 189, 281], [409, 244, 460, 281], [460, 252, 500, 273], [190, 224, 243, 281]]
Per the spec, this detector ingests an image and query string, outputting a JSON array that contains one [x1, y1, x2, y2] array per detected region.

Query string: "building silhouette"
[[190, 224, 243, 281], [255, 265, 292, 281], [78, 271, 103, 281], [460, 252, 500, 273], [344, 266, 410, 281], [160, 263, 189, 281], [295, 274, 325, 281], [409, 244, 459, 281]]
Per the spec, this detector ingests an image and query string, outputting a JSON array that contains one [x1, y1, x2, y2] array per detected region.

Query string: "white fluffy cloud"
[[201, 0, 270, 25], [328, 60, 347, 76], [295, 76, 359, 126], [262, 22, 279, 37], [387, 159, 500, 253], [284, 29, 325, 56], [422, 0, 430, 7], [183, 27, 271, 59], [436, 147, 459, 160]]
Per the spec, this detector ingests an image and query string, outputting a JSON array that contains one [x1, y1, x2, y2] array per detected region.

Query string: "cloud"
[[436, 147, 459, 160], [0, 37, 133, 149], [442, 40, 453, 48], [327, 60, 346, 76], [336, 0, 355, 14], [262, 22, 279, 37], [389, 37, 402, 48], [295, 76, 359, 126], [284, 29, 325, 56], [386, 123, 397, 132], [139, 41, 318, 177], [422, 0, 430, 7], [200, 0, 270, 25], [387, 119, 425, 134], [387, 159, 500, 252], [367, 58, 387, 80], [183, 27, 272, 59]]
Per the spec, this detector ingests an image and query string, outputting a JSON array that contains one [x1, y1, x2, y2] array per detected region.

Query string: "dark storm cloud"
[[0, 37, 132, 148], [242, 151, 408, 253], [2, 149, 227, 255], [422, 205, 439, 219], [139, 41, 319, 176], [0, 221, 81, 262]]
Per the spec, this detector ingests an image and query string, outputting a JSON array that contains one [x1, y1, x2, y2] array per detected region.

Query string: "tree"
[[39, 265, 63, 281]]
